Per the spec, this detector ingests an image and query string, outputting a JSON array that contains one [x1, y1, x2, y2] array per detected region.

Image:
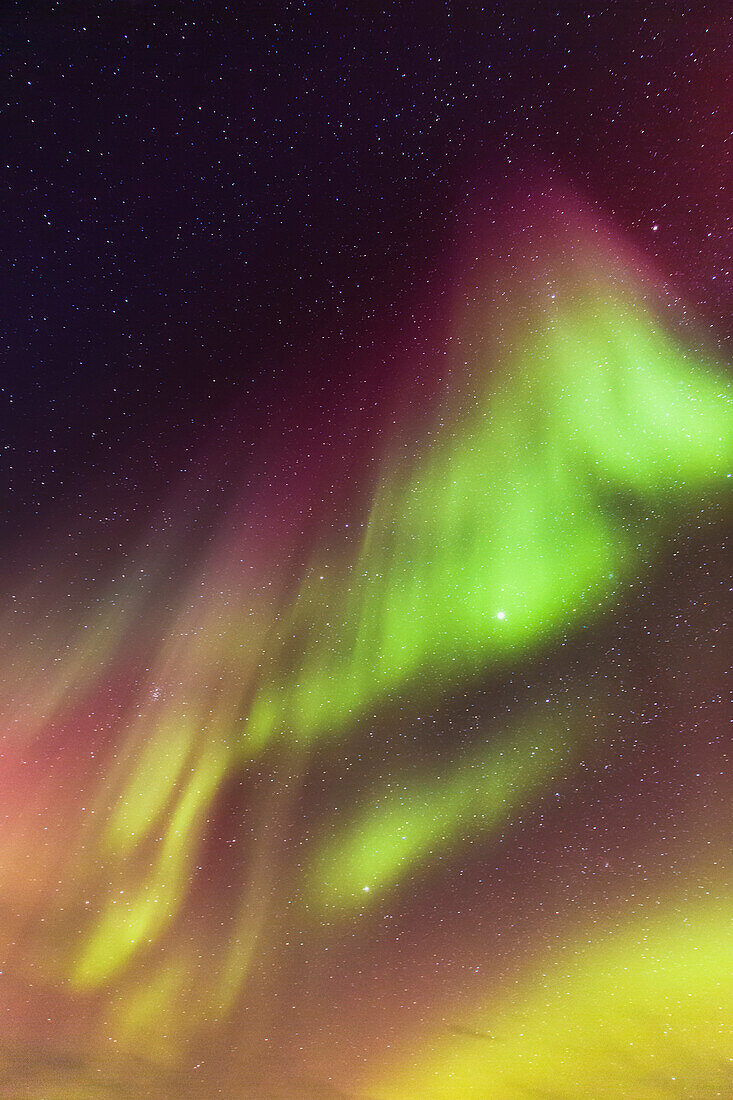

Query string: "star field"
[[0, 3, 730, 1098]]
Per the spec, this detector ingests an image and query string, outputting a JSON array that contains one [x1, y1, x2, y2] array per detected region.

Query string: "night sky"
[[1, 3, 731, 1098]]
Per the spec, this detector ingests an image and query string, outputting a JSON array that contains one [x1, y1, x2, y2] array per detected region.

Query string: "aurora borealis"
[[2, 4, 731, 1098]]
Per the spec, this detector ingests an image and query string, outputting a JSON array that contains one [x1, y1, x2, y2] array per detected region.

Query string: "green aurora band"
[[246, 271, 731, 759], [14, 209, 728, 1095], [72, 234, 732, 987]]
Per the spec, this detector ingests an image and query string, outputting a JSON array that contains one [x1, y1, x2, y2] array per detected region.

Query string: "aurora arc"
[[246, 268, 732, 755], [31, 207, 731, 1083]]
